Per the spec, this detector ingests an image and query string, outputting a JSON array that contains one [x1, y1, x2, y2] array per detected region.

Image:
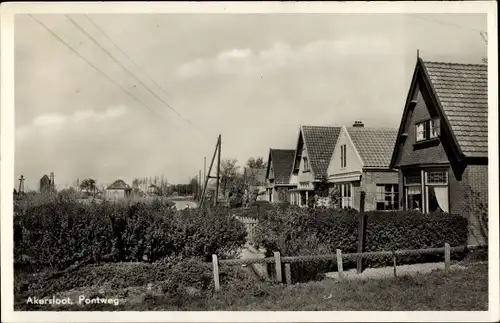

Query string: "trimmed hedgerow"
[[253, 206, 469, 283], [14, 198, 247, 271]]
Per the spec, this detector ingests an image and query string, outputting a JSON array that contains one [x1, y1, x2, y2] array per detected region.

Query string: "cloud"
[[16, 105, 129, 141], [176, 36, 396, 78], [30, 105, 128, 128]]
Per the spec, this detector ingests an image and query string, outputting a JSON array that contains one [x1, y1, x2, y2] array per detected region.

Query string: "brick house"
[[327, 122, 399, 211], [389, 58, 488, 246], [289, 125, 341, 207], [265, 149, 296, 203]]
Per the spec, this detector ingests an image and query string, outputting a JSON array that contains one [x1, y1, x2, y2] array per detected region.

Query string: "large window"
[[340, 144, 347, 168], [340, 182, 352, 208], [376, 184, 399, 211], [416, 118, 440, 142], [404, 173, 422, 211], [425, 170, 449, 213], [403, 169, 449, 213]]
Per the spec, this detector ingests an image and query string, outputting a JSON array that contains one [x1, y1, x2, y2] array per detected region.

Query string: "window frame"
[[340, 144, 347, 168], [415, 117, 440, 142], [376, 184, 399, 211], [340, 182, 353, 208], [302, 156, 310, 172]]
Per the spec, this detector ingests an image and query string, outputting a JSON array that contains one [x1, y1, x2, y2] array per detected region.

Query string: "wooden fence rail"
[[211, 244, 485, 291]]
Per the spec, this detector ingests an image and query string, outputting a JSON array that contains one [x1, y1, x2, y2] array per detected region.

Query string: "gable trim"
[[390, 58, 465, 170], [265, 149, 273, 180], [344, 126, 365, 169]]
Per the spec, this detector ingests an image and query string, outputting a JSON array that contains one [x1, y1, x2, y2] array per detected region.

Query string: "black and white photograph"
[[1, 1, 498, 322]]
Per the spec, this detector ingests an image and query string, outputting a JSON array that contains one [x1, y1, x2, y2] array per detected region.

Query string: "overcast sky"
[[14, 13, 487, 190]]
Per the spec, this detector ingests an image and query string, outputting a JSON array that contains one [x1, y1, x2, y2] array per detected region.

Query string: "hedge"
[[14, 198, 247, 271], [252, 206, 469, 282]]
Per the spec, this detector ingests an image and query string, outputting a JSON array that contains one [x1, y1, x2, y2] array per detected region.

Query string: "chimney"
[[353, 121, 364, 127]]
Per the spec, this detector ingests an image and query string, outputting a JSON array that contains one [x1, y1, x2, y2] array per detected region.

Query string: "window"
[[404, 173, 422, 211], [416, 118, 440, 142], [303, 156, 310, 172], [340, 183, 352, 208], [425, 170, 448, 213], [376, 184, 399, 211], [403, 170, 449, 213], [340, 144, 347, 168]]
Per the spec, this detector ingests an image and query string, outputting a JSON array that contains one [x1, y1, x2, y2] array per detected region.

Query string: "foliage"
[[246, 157, 267, 169], [14, 199, 247, 271], [464, 187, 488, 245], [220, 158, 241, 196], [253, 206, 468, 282], [79, 178, 97, 195]]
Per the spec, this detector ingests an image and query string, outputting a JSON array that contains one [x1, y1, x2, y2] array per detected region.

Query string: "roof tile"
[[301, 126, 341, 179], [347, 127, 398, 168], [269, 149, 295, 184], [423, 60, 488, 158]]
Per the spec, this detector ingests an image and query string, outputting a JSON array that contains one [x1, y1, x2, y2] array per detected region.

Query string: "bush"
[[253, 206, 469, 282], [14, 199, 247, 271]]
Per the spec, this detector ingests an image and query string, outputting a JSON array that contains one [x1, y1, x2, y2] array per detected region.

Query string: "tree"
[[220, 158, 240, 196], [79, 178, 97, 196], [247, 157, 267, 169]]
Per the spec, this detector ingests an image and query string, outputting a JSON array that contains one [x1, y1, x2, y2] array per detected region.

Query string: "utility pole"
[[214, 134, 221, 207], [198, 169, 202, 201], [18, 175, 25, 195], [200, 134, 222, 208], [203, 157, 206, 192]]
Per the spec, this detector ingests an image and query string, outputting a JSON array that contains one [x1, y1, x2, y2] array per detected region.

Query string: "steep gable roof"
[[422, 60, 488, 158], [391, 58, 488, 168], [107, 179, 130, 190], [301, 125, 342, 179], [266, 149, 295, 184], [346, 127, 398, 168]]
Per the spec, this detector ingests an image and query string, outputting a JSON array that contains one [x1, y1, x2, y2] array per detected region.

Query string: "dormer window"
[[303, 156, 310, 172], [416, 117, 440, 142]]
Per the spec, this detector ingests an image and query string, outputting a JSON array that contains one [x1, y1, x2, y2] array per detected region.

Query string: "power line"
[[65, 14, 207, 136], [28, 14, 177, 129], [404, 14, 486, 34], [83, 14, 174, 101]]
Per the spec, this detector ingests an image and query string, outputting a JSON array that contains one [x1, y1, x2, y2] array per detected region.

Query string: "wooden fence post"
[[392, 251, 397, 278], [336, 249, 344, 281], [357, 211, 367, 274], [285, 263, 292, 284], [444, 243, 450, 273], [274, 251, 282, 283], [212, 254, 220, 291]]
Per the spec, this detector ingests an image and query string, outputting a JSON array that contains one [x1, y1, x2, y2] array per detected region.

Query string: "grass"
[[15, 262, 487, 311]]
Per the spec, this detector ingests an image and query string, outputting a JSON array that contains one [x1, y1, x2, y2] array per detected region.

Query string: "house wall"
[[327, 127, 363, 179], [449, 165, 488, 246], [105, 189, 126, 200], [398, 87, 451, 166], [361, 170, 399, 211]]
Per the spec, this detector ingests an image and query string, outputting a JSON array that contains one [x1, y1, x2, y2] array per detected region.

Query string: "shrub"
[[253, 206, 469, 282], [14, 199, 247, 271]]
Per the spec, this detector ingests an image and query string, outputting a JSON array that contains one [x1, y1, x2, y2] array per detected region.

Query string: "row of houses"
[[263, 57, 488, 246]]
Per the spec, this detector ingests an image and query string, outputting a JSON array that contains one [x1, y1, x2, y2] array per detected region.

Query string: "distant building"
[[40, 172, 55, 194], [105, 179, 132, 200], [265, 149, 296, 203], [147, 184, 161, 196]]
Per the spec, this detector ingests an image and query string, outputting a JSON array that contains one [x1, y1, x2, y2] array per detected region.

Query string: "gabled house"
[[105, 179, 132, 200], [289, 125, 341, 207], [327, 122, 398, 211], [265, 149, 296, 203], [244, 168, 267, 201], [390, 58, 488, 246]]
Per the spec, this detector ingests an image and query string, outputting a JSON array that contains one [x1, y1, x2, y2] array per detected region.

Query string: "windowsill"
[[413, 137, 440, 149]]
